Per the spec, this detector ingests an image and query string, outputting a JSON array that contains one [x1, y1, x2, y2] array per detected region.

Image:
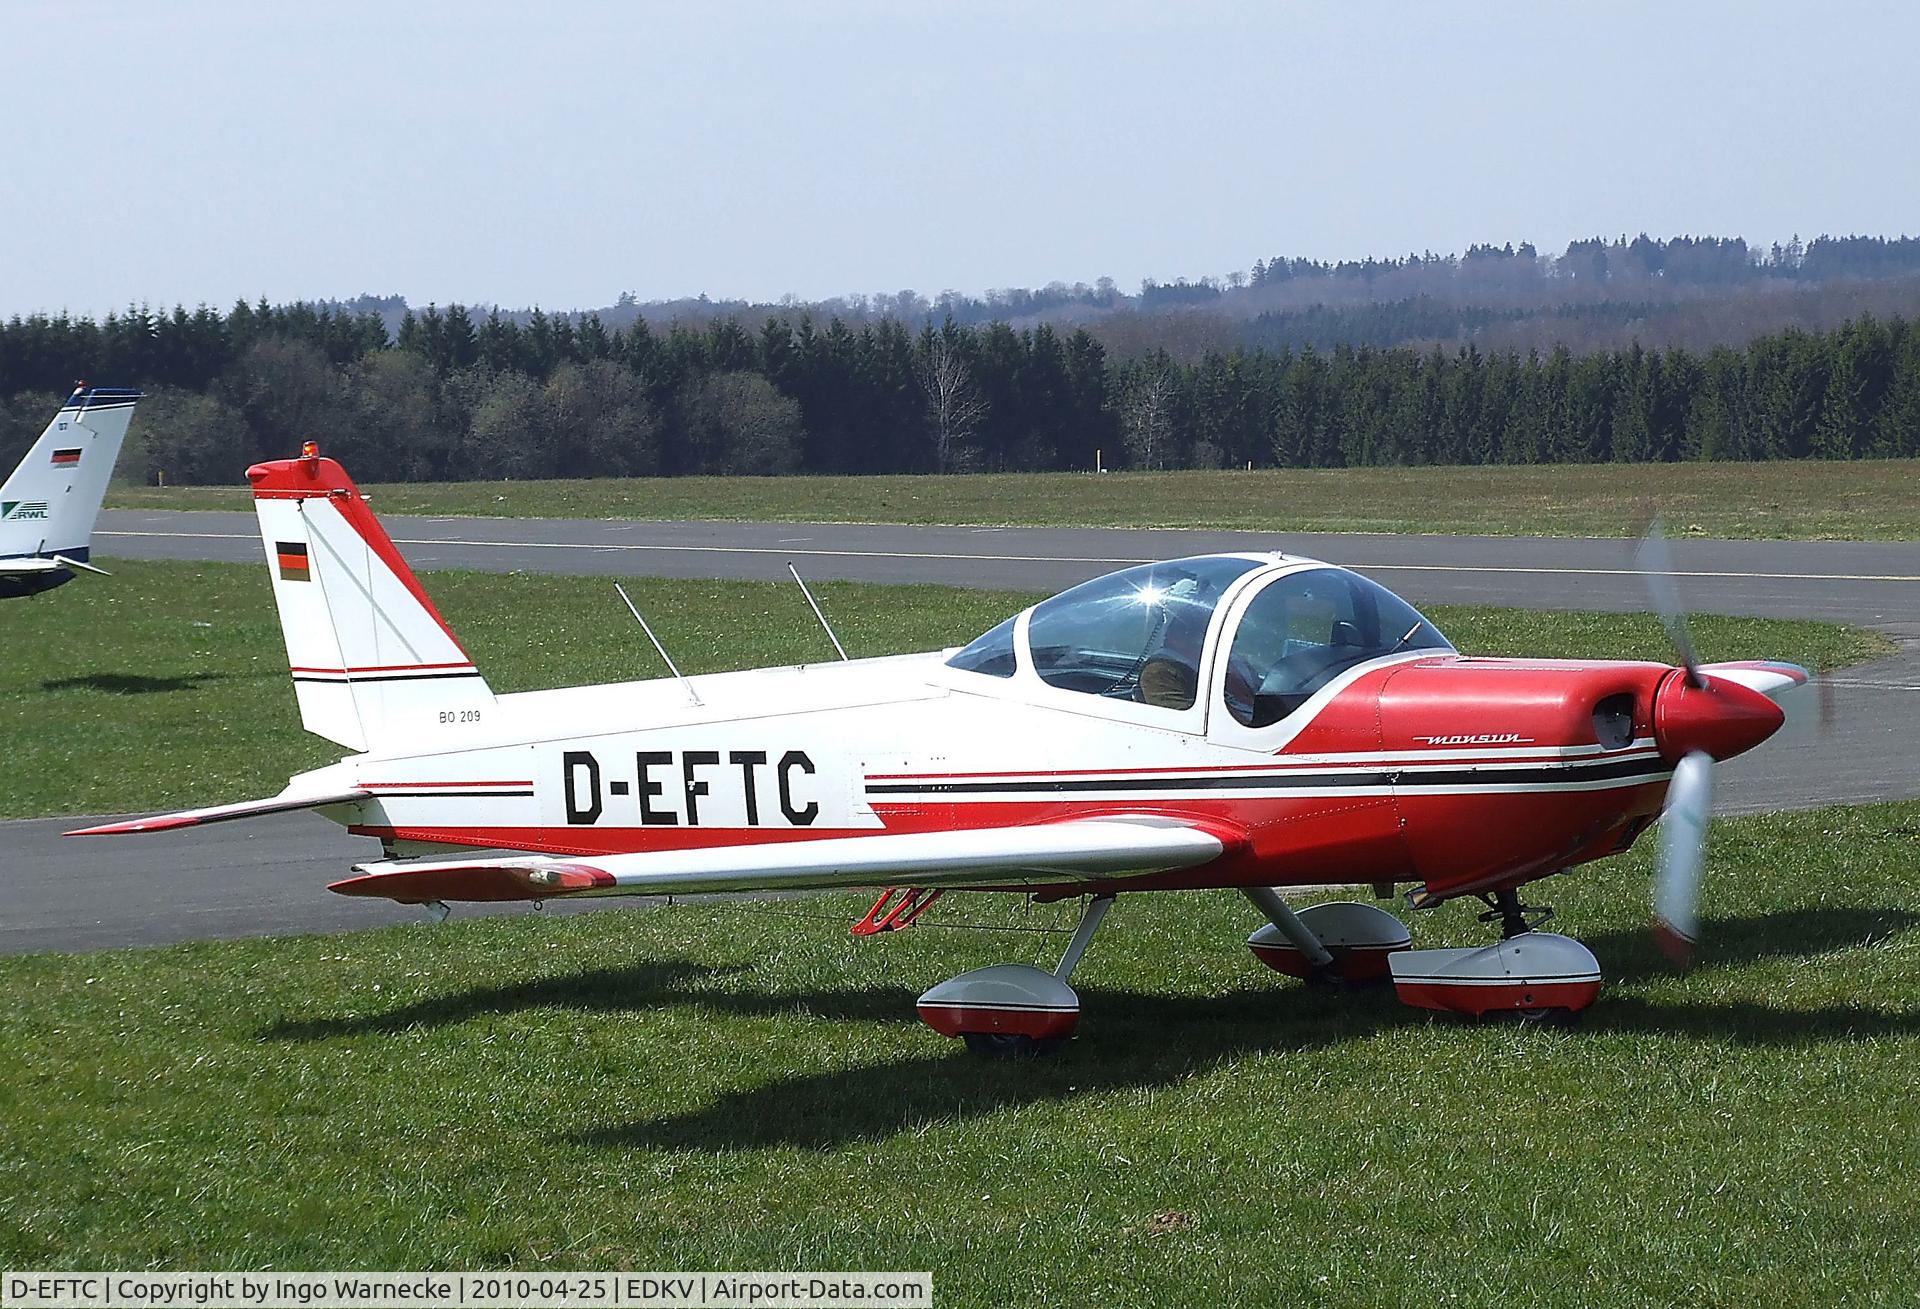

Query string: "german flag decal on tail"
[[50, 448, 82, 466], [276, 540, 310, 581]]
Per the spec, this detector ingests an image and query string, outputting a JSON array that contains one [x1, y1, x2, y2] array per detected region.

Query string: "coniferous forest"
[[3, 235, 1920, 484]]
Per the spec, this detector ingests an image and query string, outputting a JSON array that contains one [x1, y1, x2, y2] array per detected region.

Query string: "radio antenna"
[[614, 582, 702, 706], [788, 562, 849, 662]]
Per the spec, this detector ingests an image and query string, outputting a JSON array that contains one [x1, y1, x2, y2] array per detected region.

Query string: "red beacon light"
[[300, 440, 320, 460]]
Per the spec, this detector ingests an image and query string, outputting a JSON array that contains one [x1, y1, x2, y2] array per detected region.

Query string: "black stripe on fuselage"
[[865, 756, 1667, 796], [291, 670, 483, 685]]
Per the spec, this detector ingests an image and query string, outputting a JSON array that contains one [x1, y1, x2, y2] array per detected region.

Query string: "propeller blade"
[[1634, 520, 1701, 687], [1774, 667, 1836, 744], [1652, 749, 1714, 966]]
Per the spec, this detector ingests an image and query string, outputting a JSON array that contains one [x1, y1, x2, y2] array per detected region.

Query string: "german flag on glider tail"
[[50, 448, 82, 466], [275, 540, 310, 581]]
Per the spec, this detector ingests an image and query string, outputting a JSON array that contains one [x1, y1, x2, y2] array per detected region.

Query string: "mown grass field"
[[2, 800, 1918, 1304], [109, 458, 1920, 539], [0, 559, 1893, 820]]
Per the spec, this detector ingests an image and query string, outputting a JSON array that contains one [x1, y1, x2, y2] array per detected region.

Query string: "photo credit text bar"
[[3, 1272, 933, 1309]]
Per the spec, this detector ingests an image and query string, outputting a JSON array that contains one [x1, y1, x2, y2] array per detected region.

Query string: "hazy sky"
[[3, 1, 1915, 318]]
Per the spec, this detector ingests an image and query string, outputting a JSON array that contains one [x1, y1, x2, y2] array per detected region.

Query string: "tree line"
[[1, 300, 1917, 483], [1245, 234, 1920, 292]]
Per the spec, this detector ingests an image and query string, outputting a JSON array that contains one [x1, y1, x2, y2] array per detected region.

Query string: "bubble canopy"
[[945, 555, 1453, 724], [1221, 564, 1452, 727]]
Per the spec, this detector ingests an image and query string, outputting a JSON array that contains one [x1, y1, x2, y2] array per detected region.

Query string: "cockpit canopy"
[[1220, 563, 1450, 726], [946, 554, 1452, 728], [1026, 556, 1263, 710]]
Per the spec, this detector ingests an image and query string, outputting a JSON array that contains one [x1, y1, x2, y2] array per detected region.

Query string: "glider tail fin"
[[0, 386, 141, 562], [248, 446, 494, 752]]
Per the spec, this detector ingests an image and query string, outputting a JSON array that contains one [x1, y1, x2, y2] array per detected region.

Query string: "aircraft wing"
[[331, 815, 1230, 903]]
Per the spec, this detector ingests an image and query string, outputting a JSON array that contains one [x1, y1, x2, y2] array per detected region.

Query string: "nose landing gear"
[[1246, 884, 1603, 1025], [1390, 889, 1600, 1024], [1476, 888, 1555, 939]]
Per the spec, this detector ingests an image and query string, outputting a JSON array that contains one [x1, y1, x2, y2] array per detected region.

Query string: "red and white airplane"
[[73, 445, 1810, 1052]]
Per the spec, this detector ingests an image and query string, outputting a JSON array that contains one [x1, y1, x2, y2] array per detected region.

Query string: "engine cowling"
[[1374, 656, 1675, 897]]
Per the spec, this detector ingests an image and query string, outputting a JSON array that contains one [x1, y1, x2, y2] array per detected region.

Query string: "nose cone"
[[1653, 671, 1785, 762]]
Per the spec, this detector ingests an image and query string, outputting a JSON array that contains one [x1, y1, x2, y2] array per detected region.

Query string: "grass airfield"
[[2, 559, 1916, 1304], [109, 457, 1920, 540], [3, 802, 1918, 1304]]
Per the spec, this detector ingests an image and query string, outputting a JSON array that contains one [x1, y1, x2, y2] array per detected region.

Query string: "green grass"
[[110, 458, 1920, 539], [3, 799, 1918, 1304], [0, 559, 1892, 820]]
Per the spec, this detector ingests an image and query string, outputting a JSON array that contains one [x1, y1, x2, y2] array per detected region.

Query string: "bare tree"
[[916, 332, 988, 472], [1122, 365, 1177, 470]]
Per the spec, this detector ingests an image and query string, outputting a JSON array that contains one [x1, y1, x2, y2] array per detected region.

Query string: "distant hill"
[[313, 232, 1920, 360]]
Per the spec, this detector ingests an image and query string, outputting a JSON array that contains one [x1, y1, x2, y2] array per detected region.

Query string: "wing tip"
[[65, 814, 197, 836], [329, 860, 613, 902]]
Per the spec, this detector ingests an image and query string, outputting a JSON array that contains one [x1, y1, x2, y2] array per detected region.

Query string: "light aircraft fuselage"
[[75, 449, 1803, 1043]]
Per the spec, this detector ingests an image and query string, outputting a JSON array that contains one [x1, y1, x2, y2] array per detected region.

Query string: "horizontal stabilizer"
[[0, 557, 66, 577], [334, 815, 1230, 903], [51, 554, 111, 576], [66, 788, 371, 836]]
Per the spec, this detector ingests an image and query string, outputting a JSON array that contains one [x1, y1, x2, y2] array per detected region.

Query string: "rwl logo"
[[2, 500, 51, 520]]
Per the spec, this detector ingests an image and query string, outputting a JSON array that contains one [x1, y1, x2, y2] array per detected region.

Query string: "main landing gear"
[[1389, 887, 1600, 1025], [916, 894, 1113, 1057], [919, 884, 1607, 1053], [1246, 885, 1604, 1026], [1242, 889, 1411, 984]]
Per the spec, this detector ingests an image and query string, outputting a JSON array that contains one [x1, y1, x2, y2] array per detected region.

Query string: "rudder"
[[249, 447, 493, 752]]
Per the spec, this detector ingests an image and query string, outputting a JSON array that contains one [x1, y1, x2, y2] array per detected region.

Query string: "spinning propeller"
[[1635, 522, 1825, 966], [1651, 749, 1712, 964], [1634, 523, 1702, 690], [1636, 522, 1712, 964]]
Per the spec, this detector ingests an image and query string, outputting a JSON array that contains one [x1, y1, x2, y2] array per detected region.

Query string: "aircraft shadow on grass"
[[262, 905, 1919, 1153], [41, 671, 230, 695], [1581, 905, 1919, 984]]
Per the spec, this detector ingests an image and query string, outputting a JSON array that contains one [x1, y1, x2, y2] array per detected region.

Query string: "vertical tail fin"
[[0, 386, 141, 562], [248, 447, 494, 752]]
